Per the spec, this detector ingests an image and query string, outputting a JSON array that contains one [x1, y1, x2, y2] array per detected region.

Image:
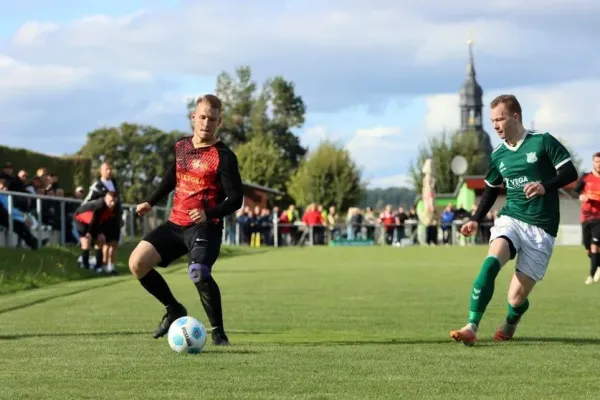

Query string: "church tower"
[[459, 38, 493, 168]]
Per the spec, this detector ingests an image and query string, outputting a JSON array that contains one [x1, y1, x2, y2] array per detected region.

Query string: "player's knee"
[[188, 263, 211, 284], [591, 244, 599, 253], [128, 242, 158, 278]]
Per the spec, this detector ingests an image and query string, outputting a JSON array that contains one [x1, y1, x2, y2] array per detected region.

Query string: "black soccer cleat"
[[152, 304, 187, 339], [211, 328, 230, 346]]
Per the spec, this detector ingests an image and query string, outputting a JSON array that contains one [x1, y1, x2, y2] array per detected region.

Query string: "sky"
[[1, 0, 599, 189]]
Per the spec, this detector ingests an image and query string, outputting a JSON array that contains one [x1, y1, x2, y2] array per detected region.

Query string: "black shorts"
[[583, 220, 600, 250], [74, 221, 89, 238], [143, 221, 222, 268], [101, 217, 121, 243], [74, 221, 101, 241]]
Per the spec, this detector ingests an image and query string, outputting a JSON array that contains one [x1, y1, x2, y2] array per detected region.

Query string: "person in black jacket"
[[83, 162, 122, 274], [74, 192, 117, 273]]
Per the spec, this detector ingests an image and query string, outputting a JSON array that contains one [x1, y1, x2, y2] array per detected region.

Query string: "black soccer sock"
[[95, 248, 104, 268], [195, 277, 224, 332], [81, 249, 90, 269], [592, 253, 600, 277], [139, 269, 180, 308]]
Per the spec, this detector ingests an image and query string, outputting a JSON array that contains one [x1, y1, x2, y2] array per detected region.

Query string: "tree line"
[[80, 65, 583, 211], [77, 66, 364, 211]]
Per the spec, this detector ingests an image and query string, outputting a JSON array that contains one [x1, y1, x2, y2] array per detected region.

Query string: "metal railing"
[[1, 190, 580, 249], [0, 190, 168, 248], [225, 218, 496, 247]]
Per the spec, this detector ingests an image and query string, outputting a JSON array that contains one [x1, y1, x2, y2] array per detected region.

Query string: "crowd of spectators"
[[0, 161, 85, 247], [1, 160, 498, 250], [231, 202, 498, 247]]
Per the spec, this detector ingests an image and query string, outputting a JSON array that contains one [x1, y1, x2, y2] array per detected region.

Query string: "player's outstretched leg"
[[450, 238, 511, 346], [129, 241, 187, 339], [189, 263, 229, 345], [187, 229, 230, 346], [494, 271, 534, 341]]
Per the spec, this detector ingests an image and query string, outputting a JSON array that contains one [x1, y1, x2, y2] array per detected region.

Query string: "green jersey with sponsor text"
[[484, 131, 571, 237]]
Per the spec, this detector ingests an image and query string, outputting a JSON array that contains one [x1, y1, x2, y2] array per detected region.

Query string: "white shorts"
[[489, 215, 555, 282]]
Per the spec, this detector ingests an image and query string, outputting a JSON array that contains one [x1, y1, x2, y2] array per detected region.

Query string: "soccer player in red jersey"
[[574, 152, 600, 285], [73, 191, 117, 272], [129, 94, 243, 345]]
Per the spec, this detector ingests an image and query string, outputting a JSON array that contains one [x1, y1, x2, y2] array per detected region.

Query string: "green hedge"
[[0, 145, 91, 192]]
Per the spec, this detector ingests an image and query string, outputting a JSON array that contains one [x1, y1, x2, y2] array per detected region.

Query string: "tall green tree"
[[408, 129, 485, 194], [187, 66, 307, 168], [287, 141, 363, 211], [236, 134, 290, 193], [78, 123, 185, 204]]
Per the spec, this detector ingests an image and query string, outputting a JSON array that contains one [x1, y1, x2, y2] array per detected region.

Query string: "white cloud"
[[302, 126, 332, 148], [0, 55, 89, 92], [0, 56, 178, 154], [345, 126, 414, 171], [1, 0, 599, 177], [368, 174, 412, 189], [12, 22, 59, 46], [4, 1, 599, 112], [300, 126, 414, 184]]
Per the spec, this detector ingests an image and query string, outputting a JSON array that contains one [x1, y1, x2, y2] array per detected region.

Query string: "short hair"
[[105, 191, 117, 197], [196, 94, 222, 111], [490, 94, 522, 119], [593, 152, 600, 159]]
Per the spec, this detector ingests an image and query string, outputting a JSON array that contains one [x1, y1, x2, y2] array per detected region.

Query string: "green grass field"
[[1, 245, 600, 399]]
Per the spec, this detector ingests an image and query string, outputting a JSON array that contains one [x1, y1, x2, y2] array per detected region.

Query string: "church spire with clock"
[[459, 38, 493, 169]]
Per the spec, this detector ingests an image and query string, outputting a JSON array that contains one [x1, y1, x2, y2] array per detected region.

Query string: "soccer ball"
[[167, 316, 208, 354]]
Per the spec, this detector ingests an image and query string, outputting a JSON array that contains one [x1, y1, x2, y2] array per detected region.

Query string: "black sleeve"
[[204, 150, 244, 221], [471, 186, 500, 223], [541, 161, 578, 193], [147, 161, 176, 206], [83, 181, 104, 203], [88, 200, 106, 236], [573, 174, 587, 194]]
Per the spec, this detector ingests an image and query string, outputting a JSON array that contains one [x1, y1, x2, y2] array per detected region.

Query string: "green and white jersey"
[[485, 131, 571, 237]]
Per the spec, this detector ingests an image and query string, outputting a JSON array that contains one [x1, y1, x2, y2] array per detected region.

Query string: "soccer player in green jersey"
[[450, 94, 578, 346]]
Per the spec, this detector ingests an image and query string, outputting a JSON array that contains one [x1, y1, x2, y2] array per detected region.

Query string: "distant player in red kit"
[[575, 152, 600, 285], [73, 192, 117, 272], [129, 94, 243, 345]]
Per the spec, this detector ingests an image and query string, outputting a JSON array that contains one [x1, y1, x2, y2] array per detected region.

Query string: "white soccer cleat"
[[593, 270, 600, 283], [585, 276, 594, 285]]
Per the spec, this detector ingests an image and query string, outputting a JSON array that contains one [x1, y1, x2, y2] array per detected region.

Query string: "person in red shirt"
[[302, 203, 325, 244], [73, 191, 116, 273], [130, 94, 243, 344], [378, 205, 398, 245], [574, 152, 600, 284]]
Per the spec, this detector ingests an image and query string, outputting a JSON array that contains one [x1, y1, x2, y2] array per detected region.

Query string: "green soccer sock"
[[468, 256, 502, 327], [506, 299, 529, 325]]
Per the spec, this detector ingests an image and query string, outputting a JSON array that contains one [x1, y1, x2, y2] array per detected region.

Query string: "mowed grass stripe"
[[1, 246, 599, 399]]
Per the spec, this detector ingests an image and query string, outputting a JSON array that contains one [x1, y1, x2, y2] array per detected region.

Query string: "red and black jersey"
[[575, 172, 600, 223], [73, 198, 114, 235], [147, 137, 244, 227]]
